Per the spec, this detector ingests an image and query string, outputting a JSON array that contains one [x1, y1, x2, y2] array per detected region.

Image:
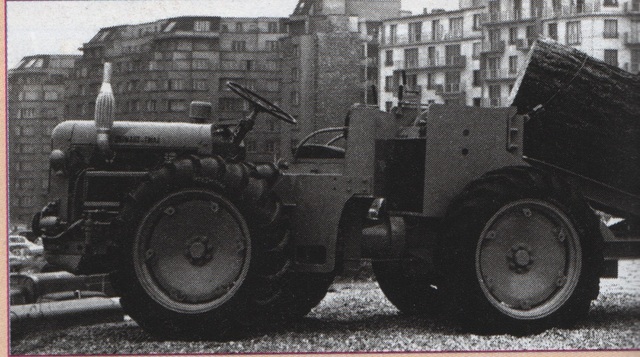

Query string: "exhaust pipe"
[[95, 62, 115, 161]]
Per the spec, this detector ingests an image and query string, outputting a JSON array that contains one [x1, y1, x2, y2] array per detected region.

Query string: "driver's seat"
[[295, 144, 345, 159]]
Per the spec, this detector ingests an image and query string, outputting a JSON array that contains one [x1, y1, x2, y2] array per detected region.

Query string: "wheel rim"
[[133, 190, 251, 314], [475, 199, 582, 320]]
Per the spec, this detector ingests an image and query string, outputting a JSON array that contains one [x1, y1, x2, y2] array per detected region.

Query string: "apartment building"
[[379, 0, 488, 110], [381, 0, 639, 109], [481, 0, 640, 107], [7, 55, 79, 226], [280, 0, 403, 156], [65, 16, 288, 162]]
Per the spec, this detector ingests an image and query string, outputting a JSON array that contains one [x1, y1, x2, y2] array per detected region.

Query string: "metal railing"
[[435, 83, 466, 94], [481, 10, 539, 24], [481, 97, 511, 107], [516, 38, 536, 51], [482, 69, 519, 80], [384, 31, 467, 45], [481, 41, 506, 53], [394, 55, 467, 70], [624, 32, 640, 45]]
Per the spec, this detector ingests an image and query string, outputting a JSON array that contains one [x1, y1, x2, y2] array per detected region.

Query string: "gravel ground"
[[11, 260, 640, 355]]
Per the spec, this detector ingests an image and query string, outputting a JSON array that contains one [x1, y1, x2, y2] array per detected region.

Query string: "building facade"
[[280, 0, 403, 156], [379, 0, 487, 110], [7, 55, 79, 226], [66, 16, 288, 163], [380, 0, 640, 109]]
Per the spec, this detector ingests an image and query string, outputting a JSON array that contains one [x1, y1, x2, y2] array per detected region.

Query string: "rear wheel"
[[436, 166, 602, 334]]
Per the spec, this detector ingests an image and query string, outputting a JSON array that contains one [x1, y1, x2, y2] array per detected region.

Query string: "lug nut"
[[164, 207, 176, 216]]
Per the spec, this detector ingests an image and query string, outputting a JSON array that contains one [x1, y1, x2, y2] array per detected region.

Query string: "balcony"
[[481, 10, 539, 25], [516, 38, 536, 51], [482, 69, 519, 81], [624, 32, 640, 45], [394, 55, 468, 71], [435, 83, 466, 95], [540, 2, 624, 18], [624, 1, 640, 13], [624, 62, 640, 73], [384, 31, 470, 46], [154, 30, 220, 40], [481, 97, 511, 107], [481, 41, 506, 53], [361, 57, 379, 67]]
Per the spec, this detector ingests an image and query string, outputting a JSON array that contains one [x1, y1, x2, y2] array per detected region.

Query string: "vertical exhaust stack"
[[95, 62, 115, 161]]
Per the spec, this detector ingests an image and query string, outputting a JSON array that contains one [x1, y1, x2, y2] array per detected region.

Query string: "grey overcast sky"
[[6, 0, 456, 68]]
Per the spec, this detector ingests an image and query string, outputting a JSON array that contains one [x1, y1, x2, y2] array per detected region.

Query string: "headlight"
[[49, 149, 66, 173]]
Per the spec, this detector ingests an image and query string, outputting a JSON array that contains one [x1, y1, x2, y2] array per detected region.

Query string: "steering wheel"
[[227, 82, 297, 124]]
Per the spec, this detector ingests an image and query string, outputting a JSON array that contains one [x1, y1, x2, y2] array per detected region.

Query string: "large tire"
[[110, 156, 326, 339], [436, 166, 602, 334], [372, 219, 442, 315]]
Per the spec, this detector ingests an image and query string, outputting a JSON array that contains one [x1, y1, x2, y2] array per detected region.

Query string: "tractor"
[[31, 63, 639, 338]]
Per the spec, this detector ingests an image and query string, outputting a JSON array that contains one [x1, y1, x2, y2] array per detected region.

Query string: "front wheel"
[[436, 166, 602, 334]]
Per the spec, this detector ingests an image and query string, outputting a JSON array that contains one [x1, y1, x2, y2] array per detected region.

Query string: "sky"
[[6, 0, 457, 68]]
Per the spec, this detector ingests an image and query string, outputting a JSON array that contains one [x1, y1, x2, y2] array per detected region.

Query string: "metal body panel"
[[274, 173, 372, 273], [421, 105, 524, 216], [52, 121, 215, 155]]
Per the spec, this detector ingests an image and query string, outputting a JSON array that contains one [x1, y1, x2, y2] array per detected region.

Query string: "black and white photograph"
[[5, 0, 640, 354]]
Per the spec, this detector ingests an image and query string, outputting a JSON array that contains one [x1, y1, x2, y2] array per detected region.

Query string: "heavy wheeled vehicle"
[[32, 63, 640, 338]]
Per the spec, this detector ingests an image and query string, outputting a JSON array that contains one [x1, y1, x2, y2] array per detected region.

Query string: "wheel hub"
[[507, 244, 534, 273], [476, 199, 582, 319], [185, 236, 214, 266]]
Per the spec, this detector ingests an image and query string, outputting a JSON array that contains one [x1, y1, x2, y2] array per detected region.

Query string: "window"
[[292, 45, 300, 57], [604, 20, 618, 38], [193, 59, 209, 70], [268, 22, 279, 33], [232, 41, 246, 51], [385, 50, 393, 66], [266, 119, 277, 132], [20, 144, 38, 154], [566, 21, 581, 45], [219, 98, 244, 111], [145, 81, 157, 91], [473, 70, 481, 87], [291, 91, 300, 106], [389, 24, 397, 44], [43, 91, 59, 101], [194, 20, 211, 31], [246, 140, 257, 153], [548, 23, 558, 41], [426, 73, 435, 90], [603, 0, 618, 6], [19, 108, 37, 118], [489, 85, 501, 107], [509, 27, 518, 45], [408, 22, 422, 42], [432, 20, 442, 40], [193, 79, 208, 91], [509, 56, 518, 74], [22, 126, 35, 136], [266, 40, 279, 51], [473, 98, 482, 107], [473, 14, 481, 31], [265, 141, 278, 154], [245, 60, 255, 71], [604, 49, 618, 67], [146, 100, 157, 112], [168, 100, 187, 112], [21, 91, 39, 101], [236, 23, 244, 32], [404, 48, 419, 69], [385, 101, 393, 112], [385, 76, 393, 92], [167, 79, 185, 91], [292, 68, 299, 81], [473, 42, 481, 59], [449, 17, 464, 39]]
